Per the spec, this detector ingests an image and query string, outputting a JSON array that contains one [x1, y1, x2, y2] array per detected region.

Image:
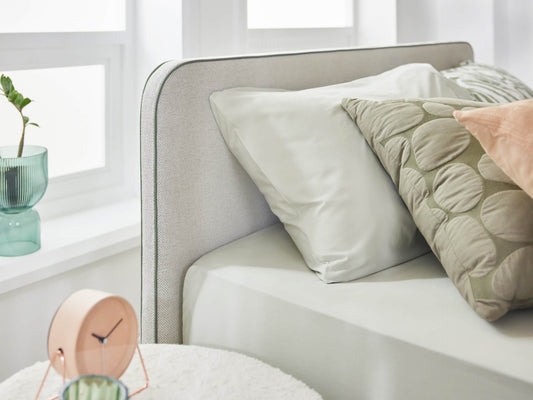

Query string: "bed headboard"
[[140, 41, 474, 344]]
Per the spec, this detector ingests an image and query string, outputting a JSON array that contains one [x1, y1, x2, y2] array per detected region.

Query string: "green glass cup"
[[0, 145, 48, 256], [60, 375, 129, 400]]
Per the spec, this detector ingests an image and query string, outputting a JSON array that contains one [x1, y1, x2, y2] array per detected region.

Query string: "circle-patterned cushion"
[[342, 97, 533, 321]]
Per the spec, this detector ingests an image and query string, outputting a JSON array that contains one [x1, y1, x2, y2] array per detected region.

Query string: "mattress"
[[183, 224, 533, 400]]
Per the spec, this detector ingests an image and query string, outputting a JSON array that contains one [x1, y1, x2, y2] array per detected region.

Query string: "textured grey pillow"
[[342, 97, 533, 321], [441, 61, 533, 103]]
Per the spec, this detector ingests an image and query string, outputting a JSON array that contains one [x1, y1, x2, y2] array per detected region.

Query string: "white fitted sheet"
[[183, 224, 533, 400]]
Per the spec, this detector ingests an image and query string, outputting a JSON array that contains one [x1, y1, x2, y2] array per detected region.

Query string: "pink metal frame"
[[35, 349, 65, 400], [35, 345, 149, 399]]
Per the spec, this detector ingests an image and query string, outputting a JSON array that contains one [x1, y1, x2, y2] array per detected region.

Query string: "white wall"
[[135, 0, 183, 99], [183, 0, 245, 57], [493, 0, 533, 87], [398, 0, 495, 62], [397, 0, 533, 86], [355, 0, 397, 46], [0, 247, 140, 381]]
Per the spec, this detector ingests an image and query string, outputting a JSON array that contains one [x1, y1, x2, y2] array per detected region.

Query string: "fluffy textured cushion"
[[342, 97, 533, 320], [441, 61, 533, 103], [210, 63, 471, 283], [454, 99, 533, 199], [0, 344, 323, 400]]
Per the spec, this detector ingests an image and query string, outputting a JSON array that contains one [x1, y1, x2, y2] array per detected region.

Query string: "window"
[[0, 0, 126, 33], [182, 0, 357, 57], [0, 1, 134, 216], [247, 0, 353, 29], [245, 0, 355, 54], [0, 65, 106, 178]]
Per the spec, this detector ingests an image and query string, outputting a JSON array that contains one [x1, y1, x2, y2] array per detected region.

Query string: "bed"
[[140, 42, 533, 399]]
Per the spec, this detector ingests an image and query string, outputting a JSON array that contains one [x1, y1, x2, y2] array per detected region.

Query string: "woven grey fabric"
[[140, 42, 474, 344]]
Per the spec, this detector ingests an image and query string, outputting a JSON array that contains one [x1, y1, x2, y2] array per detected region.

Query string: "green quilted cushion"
[[342, 97, 533, 321]]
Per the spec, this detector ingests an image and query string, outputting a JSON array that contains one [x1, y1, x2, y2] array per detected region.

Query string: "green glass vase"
[[0, 145, 48, 256], [60, 375, 129, 400]]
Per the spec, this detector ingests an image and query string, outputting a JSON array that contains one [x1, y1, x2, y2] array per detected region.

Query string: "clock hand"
[[91, 333, 106, 343], [91, 317, 123, 344], [91, 332, 107, 373], [90, 317, 124, 374], [102, 341, 106, 374], [104, 317, 123, 339]]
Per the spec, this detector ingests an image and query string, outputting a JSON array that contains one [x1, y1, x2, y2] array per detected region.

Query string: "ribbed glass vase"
[[0, 145, 48, 256], [61, 375, 129, 400]]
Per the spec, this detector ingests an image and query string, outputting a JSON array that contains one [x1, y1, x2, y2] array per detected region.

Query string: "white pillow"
[[210, 63, 472, 282]]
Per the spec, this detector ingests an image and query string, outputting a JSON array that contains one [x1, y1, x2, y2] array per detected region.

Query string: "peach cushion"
[[454, 99, 533, 199]]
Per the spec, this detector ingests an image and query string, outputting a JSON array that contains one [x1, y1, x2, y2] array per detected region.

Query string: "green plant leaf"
[[20, 97, 31, 109], [7, 90, 18, 102], [14, 93, 24, 108], [0, 75, 13, 95], [1, 74, 40, 157]]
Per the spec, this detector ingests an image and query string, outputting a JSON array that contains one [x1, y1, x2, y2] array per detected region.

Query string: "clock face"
[[48, 290, 139, 379], [75, 296, 138, 378]]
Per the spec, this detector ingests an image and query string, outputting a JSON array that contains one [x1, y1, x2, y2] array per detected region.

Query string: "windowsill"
[[0, 198, 141, 295]]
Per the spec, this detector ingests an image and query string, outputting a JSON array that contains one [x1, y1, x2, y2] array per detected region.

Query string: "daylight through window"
[[247, 0, 353, 29]]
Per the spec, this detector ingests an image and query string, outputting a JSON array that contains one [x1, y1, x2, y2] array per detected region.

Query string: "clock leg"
[[129, 344, 149, 397], [35, 349, 65, 400]]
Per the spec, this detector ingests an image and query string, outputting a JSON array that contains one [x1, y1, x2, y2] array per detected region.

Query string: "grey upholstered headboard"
[[140, 42, 474, 344]]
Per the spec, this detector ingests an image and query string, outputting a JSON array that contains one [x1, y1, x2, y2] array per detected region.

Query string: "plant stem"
[[17, 108, 25, 158]]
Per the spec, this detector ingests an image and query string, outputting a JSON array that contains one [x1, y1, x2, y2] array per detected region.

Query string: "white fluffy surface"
[[0, 344, 322, 399]]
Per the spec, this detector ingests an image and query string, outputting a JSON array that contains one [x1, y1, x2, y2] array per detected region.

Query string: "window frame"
[[0, 8, 135, 217], [246, 27, 356, 53], [244, 0, 356, 53], [182, 0, 357, 58]]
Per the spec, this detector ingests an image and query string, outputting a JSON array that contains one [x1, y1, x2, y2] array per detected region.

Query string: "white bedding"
[[183, 224, 533, 400]]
